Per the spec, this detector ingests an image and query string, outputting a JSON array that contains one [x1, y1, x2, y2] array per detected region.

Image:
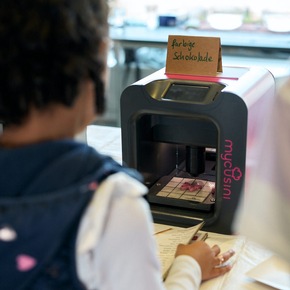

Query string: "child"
[[0, 1, 234, 289]]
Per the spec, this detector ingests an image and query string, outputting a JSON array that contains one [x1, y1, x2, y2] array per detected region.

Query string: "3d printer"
[[120, 66, 275, 234]]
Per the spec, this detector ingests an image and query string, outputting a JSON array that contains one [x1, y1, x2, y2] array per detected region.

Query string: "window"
[[110, 0, 290, 33]]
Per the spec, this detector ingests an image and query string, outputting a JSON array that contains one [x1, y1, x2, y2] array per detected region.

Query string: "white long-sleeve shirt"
[[76, 172, 202, 290]]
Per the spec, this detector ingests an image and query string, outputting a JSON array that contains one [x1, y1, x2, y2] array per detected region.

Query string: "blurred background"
[[96, 0, 290, 126]]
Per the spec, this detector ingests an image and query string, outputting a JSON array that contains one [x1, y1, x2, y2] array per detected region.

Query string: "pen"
[[200, 232, 208, 241], [154, 228, 173, 235], [193, 232, 208, 242]]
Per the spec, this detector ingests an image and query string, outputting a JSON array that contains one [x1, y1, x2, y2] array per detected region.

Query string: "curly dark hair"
[[0, 0, 108, 126]]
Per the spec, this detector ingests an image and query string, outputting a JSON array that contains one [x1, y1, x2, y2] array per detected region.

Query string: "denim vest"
[[0, 155, 142, 290]]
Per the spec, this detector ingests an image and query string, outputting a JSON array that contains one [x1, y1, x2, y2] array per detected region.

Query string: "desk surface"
[[86, 125, 280, 290], [110, 26, 290, 51], [110, 26, 290, 79]]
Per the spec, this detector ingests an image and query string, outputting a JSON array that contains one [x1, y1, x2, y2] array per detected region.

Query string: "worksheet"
[[154, 222, 205, 278]]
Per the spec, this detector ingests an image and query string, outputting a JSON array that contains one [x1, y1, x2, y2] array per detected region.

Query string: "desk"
[[110, 26, 290, 50], [110, 26, 290, 79], [86, 125, 277, 290]]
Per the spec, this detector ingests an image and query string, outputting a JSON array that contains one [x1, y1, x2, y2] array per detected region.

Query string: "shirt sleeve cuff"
[[164, 255, 202, 290]]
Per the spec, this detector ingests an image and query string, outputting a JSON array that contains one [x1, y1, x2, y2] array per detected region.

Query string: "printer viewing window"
[[163, 84, 210, 104], [163, 82, 225, 104]]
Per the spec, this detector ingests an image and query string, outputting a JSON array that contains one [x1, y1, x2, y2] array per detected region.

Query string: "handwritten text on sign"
[[165, 35, 222, 76]]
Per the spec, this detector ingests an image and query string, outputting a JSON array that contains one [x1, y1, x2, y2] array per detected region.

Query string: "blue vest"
[[0, 154, 142, 290]]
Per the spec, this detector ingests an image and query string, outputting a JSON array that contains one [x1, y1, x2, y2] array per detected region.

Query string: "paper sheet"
[[154, 222, 204, 278], [246, 255, 290, 290]]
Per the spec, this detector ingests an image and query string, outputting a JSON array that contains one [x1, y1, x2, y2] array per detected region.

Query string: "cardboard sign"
[[165, 35, 222, 76]]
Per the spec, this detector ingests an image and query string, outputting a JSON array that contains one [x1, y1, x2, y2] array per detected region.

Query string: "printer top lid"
[[165, 66, 248, 82], [133, 66, 274, 105], [134, 66, 270, 87]]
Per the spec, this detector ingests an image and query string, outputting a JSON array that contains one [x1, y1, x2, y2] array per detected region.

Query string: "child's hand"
[[175, 241, 235, 281]]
